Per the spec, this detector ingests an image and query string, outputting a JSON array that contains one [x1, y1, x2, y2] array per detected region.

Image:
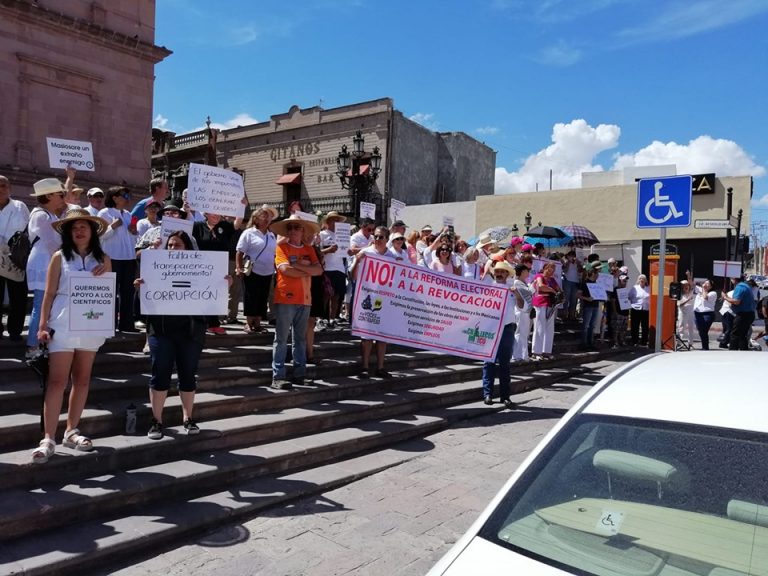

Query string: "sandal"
[[31, 438, 56, 464], [62, 428, 94, 452]]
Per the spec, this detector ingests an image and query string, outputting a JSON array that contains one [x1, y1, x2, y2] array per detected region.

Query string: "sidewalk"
[[101, 356, 631, 576]]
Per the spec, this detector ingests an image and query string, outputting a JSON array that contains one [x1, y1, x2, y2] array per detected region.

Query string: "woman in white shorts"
[[31, 208, 111, 463]]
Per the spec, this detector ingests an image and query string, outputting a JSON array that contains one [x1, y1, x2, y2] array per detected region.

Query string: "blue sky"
[[153, 0, 768, 234]]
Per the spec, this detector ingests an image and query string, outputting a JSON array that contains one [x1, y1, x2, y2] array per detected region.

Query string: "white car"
[[428, 352, 768, 576]]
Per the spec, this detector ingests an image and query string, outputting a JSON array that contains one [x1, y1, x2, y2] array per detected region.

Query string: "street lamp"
[[336, 130, 382, 221], [524, 212, 532, 232]]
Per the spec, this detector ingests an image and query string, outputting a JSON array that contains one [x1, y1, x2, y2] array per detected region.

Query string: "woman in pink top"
[[531, 261, 562, 359], [429, 243, 458, 275]]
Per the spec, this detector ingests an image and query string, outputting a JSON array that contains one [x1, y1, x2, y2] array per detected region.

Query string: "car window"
[[479, 415, 768, 576]]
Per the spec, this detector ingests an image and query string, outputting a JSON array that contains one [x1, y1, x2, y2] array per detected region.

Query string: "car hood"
[[432, 536, 574, 575]]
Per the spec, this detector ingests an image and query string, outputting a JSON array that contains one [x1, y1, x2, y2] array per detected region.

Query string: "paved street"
[[101, 355, 636, 576]]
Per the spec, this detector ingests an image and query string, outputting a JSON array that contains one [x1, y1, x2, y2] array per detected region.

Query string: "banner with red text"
[[352, 254, 509, 361]]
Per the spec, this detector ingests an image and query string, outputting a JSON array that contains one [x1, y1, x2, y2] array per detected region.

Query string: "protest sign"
[[587, 283, 608, 301], [67, 272, 116, 337], [187, 163, 245, 219], [713, 260, 742, 279], [442, 216, 455, 229], [139, 250, 228, 315], [334, 222, 351, 252], [616, 287, 631, 310], [531, 258, 562, 279], [46, 137, 95, 171], [160, 216, 194, 246], [596, 273, 615, 292], [389, 199, 405, 224], [352, 254, 508, 361], [360, 202, 376, 220]]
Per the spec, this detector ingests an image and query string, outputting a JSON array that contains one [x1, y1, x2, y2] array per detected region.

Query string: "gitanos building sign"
[[269, 142, 321, 161]]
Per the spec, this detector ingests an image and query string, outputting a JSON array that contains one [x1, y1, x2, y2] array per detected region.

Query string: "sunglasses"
[[121, 193, 131, 199], [439, 249, 452, 253], [374, 234, 387, 240], [286, 224, 303, 231]]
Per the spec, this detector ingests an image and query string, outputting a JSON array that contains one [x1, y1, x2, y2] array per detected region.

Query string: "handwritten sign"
[[442, 216, 455, 229], [616, 287, 631, 310], [160, 216, 194, 247], [389, 199, 405, 225], [587, 283, 608, 301], [334, 222, 351, 252], [139, 250, 228, 315], [596, 273, 615, 292], [360, 202, 376, 221], [352, 254, 507, 361], [46, 137, 95, 171], [187, 163, 245, 219], [67, 272, 116, 336]]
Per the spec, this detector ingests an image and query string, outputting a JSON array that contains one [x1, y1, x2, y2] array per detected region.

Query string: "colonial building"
[[0, 0, 170, 200], [152, 98, 496, 220]]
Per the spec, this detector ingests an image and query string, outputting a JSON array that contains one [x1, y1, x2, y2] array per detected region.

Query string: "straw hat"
[[476, 234, 497, 250], [256, 203, 279, 220], [31, 178, 65, 197], [493, 261, 515, 277], [323, 211, 347, 223], [390, 232, 406, 242], [51, 208, 108, 236], [270, 214, 320, 238]]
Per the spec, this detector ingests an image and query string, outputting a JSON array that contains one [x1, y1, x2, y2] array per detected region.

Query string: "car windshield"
[[479, 415, 768, 576]]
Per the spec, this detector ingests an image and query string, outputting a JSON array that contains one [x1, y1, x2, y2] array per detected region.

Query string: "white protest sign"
[[160, 216, 194, 247], [334, 222, 351, 252], [294, 210, 318, 223], [67, 272, 116, 337], [187, 163, 245, 219], [139, 250, 228, 315], [587, 283, 608, 301], [352, 254, 508, 362], [442, 216, 455, 229], [46, 137, 95, 171], [713, 260, 742, 279], [360, 202, 376, 220], [596, 273, 615, 292], [389, 199, 405, 225], [616, 287, 631, 310]]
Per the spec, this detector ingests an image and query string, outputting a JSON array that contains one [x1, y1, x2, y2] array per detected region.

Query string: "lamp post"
[[336, 130, 382, 221], [524, 212, 532, 232]]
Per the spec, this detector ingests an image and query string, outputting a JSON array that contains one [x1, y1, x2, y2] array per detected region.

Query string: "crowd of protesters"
[[0, 171, 765, 464]]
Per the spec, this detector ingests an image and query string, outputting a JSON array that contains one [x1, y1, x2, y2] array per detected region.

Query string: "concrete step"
[[0, 354, 608, 476], [0, 387, 572, 576]]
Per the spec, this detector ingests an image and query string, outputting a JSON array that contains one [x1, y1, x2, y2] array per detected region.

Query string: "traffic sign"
[[694, 219, 735, 230], [637, 175, 693, 229]]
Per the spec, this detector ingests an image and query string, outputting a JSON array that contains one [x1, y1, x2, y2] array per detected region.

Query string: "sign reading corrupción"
[[139, 250, 228, 315], [351, 254, 508, 361]]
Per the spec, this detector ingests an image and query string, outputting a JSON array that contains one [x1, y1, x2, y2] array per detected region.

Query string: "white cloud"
[[230, 25, 259, 45], [153, 114, 168, 129], [203, 113, 259, 131], [475, 126, 500, 136], [535, 40, 583, 66], [409, 112, 439, 131], [612, 136, 766, 178], [495, 121, 766, 195], [752, 195, 768, 208], [495, 119, 620, 193]]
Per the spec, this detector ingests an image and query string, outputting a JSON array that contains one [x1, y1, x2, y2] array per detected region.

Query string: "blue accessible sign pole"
[[636, 175, 693, 353]]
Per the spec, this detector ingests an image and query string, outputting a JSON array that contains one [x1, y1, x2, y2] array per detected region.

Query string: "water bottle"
[[125, 403, 137, 435]]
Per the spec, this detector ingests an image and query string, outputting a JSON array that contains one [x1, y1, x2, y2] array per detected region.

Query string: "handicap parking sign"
[[637, 175, 693, 229]]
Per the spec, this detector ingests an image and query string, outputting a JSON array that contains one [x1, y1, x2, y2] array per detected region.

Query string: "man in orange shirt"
[[269, 215, 323, 389]]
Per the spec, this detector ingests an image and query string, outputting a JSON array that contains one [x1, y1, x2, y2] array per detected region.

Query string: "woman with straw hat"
[[26, 178, 69, 357], [31, 208, 111, 463]]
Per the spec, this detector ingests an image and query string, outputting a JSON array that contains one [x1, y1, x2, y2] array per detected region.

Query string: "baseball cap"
[[87, 187, 104, 197], [392, 220, 406, 228]]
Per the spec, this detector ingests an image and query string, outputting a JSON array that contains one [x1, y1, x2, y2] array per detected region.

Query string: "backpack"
[[8, 228, 36, 270]]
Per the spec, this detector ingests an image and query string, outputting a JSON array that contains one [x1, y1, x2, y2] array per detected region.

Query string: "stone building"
[[0, 0, 170, 200], [200, 98, 494, 220]]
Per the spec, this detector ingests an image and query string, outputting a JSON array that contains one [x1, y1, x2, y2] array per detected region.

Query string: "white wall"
[[400, 201, 476, 241]]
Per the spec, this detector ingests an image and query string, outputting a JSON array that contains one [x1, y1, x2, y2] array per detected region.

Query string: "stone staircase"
[[0, 321, 642, 575]]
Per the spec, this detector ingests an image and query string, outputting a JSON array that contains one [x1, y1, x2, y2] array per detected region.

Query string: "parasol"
[[559, 224, 599, 248]]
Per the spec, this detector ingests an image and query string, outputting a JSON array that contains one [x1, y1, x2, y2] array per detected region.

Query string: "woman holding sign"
[[31, 208, 111, 463], [134, 231, 233, 439]]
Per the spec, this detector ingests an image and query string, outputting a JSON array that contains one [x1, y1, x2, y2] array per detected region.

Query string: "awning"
[[276, 173, 301, 185], [346, 164, 370, 177]]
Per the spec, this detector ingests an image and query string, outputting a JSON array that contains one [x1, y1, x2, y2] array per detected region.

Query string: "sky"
[[153, 0, 768, 236]]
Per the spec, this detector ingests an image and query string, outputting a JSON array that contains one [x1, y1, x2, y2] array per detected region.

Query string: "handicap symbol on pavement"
[[637, 175, 692, 229]]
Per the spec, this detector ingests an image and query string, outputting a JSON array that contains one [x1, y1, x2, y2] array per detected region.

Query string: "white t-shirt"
[[349, 230, 372, 253], [694, 286, 717, 313], [0, 198, 30, 244], [98, 207, 137, 260]]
